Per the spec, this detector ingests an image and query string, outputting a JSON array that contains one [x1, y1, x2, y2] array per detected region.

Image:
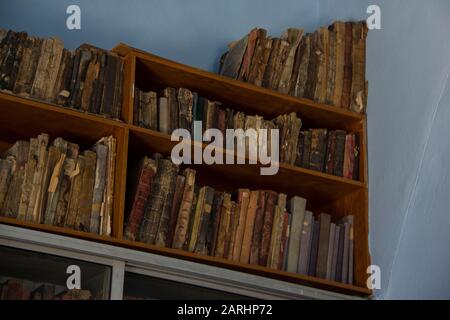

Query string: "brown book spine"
[[290, 34, 311, 97], [238, 28, 258, 81], [239, 190, 259, 264], [231, 189, 250, 261], [81, 50, 100, 112], [309, 129, 328, 172], [249, 190, 266, 265], [332, 22, 345, 107], [316, 213, 331, 278], [74, 150, 96, 231], [341, 22, 353, 109], [325, 26, 336, 105], [350, 21, 369, 113], [325, 131, 337, 174], [305, 32, 318, 99], [259, 191, 277, 266], [314, 27, 329, 104], [343, 133, 355, 179], [65, 154, 85, 229], [224, 201, 238, 258], [207, 192, 224, 255], [194, 186, 215, 254], [219, 35, 249, 79], [333, 130, 346, 177], [278, 28, 303, 94], [215, 193, 232, 258], [247, 29, 268, 86], [177, 88, 194, 131], [167, 175, 186, 247], [278, 211, 290, 270]]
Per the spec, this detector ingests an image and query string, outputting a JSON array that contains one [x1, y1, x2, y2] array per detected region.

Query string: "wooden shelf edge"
[[0, 217, 372, 297], [111, 43, 365, 123], [129, 125, 367, 189], [0, 91, 126, 129]]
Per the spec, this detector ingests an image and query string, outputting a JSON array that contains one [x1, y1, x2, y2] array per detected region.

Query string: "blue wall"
[[1, 0, 450, 299]]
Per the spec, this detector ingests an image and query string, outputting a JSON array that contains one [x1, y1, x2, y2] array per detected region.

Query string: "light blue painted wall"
[[0, 0, 319, 72], [1, 0, 449, 299], [318, 0, 450, 298]]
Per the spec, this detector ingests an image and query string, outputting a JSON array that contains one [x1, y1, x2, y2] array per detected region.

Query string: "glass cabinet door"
[[123, 271, 254, 300], [0, 245, 111, 300]]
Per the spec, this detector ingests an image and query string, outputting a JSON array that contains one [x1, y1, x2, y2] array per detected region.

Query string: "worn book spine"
[[297, 210, 313, 274], [316, 213, 331, 279], [325, 131, 337, 174], [335, 224, 345, 282], [167, 175, 186, 247], [332, 22, 345, 107], [350, 21, 368, 113], [177, 88, 194, 131], [314, 27, 329, 104], [301, 130, 312, 169], [139, 159, 177, 244], [340, 215, 354, 284], [65, 154, 85, 229], [163, 87, 178, 132], [231, 189, 250, 261], [224, 201, 238, 258], [215, 193, 231, 258], [267, 199, 285, 269], [343, 133, 355, 179], [100, 136, 116, 236], [89, 143, 107, 234], [219, 35, 248, 79], [0, 31, 26, 90], [307, 220, 320, 276], [247, 29, 268, 86], [278, 28, 303, 94], [194, 186, 215, 254], [333, 130, 346, 177], [341, 22, 353, 109], [158, 96, 169, 134], [17, 137, 39, 221], [75, 150, 96, 231], [100, 53, 118, 116], [227, 196, 240, 259], [279, 211, 290, 270], [81, 50, 100, 112], [326, 222, 336, 280], [286, 196, 307, 273], [187, 186, 206, 252], [331, 224, 341, 280], [249, 191, 266, 265], [291, 34, 311, 97], [305, 32, 318, 99], [340, 221, 350, 283], [325, 26, 336, 105], [0, 157, 15, 211], [172, 168, 196, 249], [309, 129, 328, 172], [239, 190, 259, 264], [13, 35, 34, 95], [207, 192, 224, 255], [238, 28, 258, 81], [353, 133, 360, 181], [112, 56, 124, 119], [259, 191, 277, 266]]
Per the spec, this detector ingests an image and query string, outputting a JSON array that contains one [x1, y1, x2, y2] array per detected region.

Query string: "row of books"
[[219, 21, 368, 113], [0, 29, 124, 119], [0, 279, 92, 300], [124, 154, 354, 283], [0, 134, 116, 236], [134, 86, 359, 180]]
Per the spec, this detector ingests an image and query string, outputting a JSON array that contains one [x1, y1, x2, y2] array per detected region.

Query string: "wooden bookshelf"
[[0, 43, 371, 297]]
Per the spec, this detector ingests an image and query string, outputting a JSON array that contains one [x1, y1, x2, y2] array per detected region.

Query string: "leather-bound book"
[[172, 169, 196, 249], [238, 28, 258, 82], [300, 130, 312, 169], [206, 191, 224, 255], [239, 190, 259, 264], [89, 143, 107, 233], [225, 201, 239, 259], [309, 129, 328, 172], [65, 154, 85, 229], [90, 50, 107, 114], [17, 137, 39, 221], [0, 158, 15, 211], [290, 33, 311, 97], [53, 49, 74, 105], [263, 38, 289, 90], [325, 131, 337, 174], [247, 29, 269, 86], [219, 34, 248, 79], [177, 88, 194, 131], [307, 219, 320, 276], [267, 194, 285, 269], [286, 196, 307, 273], [259, 190, 277, 266], [162, 87, 178, 132], [81, 49, 101, 112], [231, 189, 250, 261], [70, 47, 92, 109], [139, 159, 178, 244], [147, 91, 158, 131], [100, 53, 119, 116], [204, 100, 216, 131], [5, 279, 25, 300], [217, 109, 226, 136], [314, 27, 329, 104], [315, 213, 331, 279], [194, 186, 215, 255], [331, 22, 346, 107], [279, 211, 290, 270], [167, 174, 186, 247], [343, 133, 355, 179], [333, 130, 346, 177], [341, 22, 353, 109], [74, 150, 96, 231], [158, 96, 170, 134], [295, 130, 305, 166], [13, 35, 34, 95], [335, 223, 345, 282], [154, 161, 179, 247], [31, 284, 55, 300], [339, 220, 350, 283], [249, 190, 266, 265], [353, 133, 360, 181], [325, 25, 336, 105], [225, 108, 234, 130], [305, 31, 318, 99], [215, 193, 232, 258], [124, 157, 156, 241], [187, 186, 207, 252], [297, 210, 313, 275], [0, 31, 26, 90], [350, 21, 368, 113], [278, 28, 303, 94], [112, 56, 124, 119]]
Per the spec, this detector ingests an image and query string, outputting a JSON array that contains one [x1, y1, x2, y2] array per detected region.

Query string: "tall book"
[[194, 186, 215, 254], [307, 220, 320, 276], [239, 190, 259, 264], [215, 193, 232, 258], [249, 190, 266, 265], [297, 210, 313, 275], [325, 222, 336, 280], [167, 175, 186, 247], [219, 35, 248, 79], [286, 196, 307, 273], [315, 213, 331, 279], [259, 191, 277, 266], [231, 189, 250, 261]]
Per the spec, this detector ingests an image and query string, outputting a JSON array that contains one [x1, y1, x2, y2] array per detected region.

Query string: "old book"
[[316, 213, 331, 279], [158, 96, 170, 134], [307, 220, 320, 276], [0, 157, 15, 211], [225, 108, 234, 130], [154, 161, 179, 247], [162, 87, 178, 132], [325, 131, 336, 174], [187, 186, 205, 252], [182, 185, 197, 251], [74, 150, 96, 231], [231, 189, 250, 261], [267, 193, 286, 269], [340, 215, 354, 284], [215, 193, 232, 258], [81, 50, 101, 112], [286, 196, 307, 273], [112, 56, 124, 119], [177, 88, 194, 131], [89, 143, 108, 234], [353, 133, 360, 180], [304, 31, 318, 99], [31, 284, 55, 300], [192, 95, 204, 134], [341, 22, 353, 109], [70, 47, 92, 109], [247, 29, 269, 86], [297, 210, 313, 275], [217, 109, 226, 135], [290, 33, 311, 97], [279, 211, 291, 270], [138, 90, 151, 128], [331, 22, 346, 107], [343, 133, 355, 179], [238, 28, 258, 82], [335, 223, 345, 282], [326, 222, 336, 280], [139, 158, 178, 244], [339, 220, 350, 283], [99, 53, 119, 116], [239, 190, 259, 264], [2, 140, 30, 218], [15, 37, 43, 97], [314, 27, 329, 103], [64, 153, 85, 229], [17, 137, 39, 221], [309, 129, 328, 172], [0, 31, 27, 90], [9, 32, 29, 92], [147, 91, 158, 130], [204, 100, 216, 131], [300, 130, 312, 169], [89, 49, 107, 114], [259, 190, 277, 266], [278, 28, 303, 94], [166, 175, 186, 247], [294, 130, 305, 166], [224, 201, 238, 258], [206, 191, 224, 255], [219, 35, 248, 79], [13, 35, 35, 95], [263, 38, 290, 90], [194, 186, 215, 254], [249, 190, 266, 265], [350, 21, 368, 113], [331, 224, 341, 280], [4, 279, 26, 300], [325, 26, 336, 105], [25, 133, 49, 223], [333, 130, 346, 177], [98, 136, 116, 236], [53, 49, 74, 105]]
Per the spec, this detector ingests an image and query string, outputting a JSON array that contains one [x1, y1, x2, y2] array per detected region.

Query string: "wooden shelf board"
[[0, 217, 371, 297]]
